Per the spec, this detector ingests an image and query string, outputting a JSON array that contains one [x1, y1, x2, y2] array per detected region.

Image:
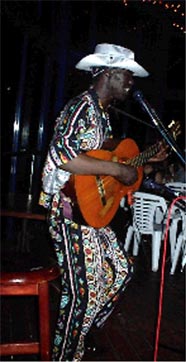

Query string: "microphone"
[[133, 90, 161, 126]]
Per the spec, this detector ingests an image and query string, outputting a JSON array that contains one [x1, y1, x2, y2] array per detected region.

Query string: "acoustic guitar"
[[71, 121, 180, 228]]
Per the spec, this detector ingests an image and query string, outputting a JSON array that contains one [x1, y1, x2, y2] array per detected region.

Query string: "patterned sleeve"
[[49, 97, 90, 167]]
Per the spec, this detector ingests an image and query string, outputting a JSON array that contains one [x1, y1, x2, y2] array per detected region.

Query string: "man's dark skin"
[[61, 68, 168, 186]]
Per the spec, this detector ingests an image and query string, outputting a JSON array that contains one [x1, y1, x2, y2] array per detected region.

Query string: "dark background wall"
[[1, 0, 185, 209]]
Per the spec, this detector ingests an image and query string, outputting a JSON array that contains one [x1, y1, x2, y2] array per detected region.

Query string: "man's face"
[[108, 69, 134, 101]]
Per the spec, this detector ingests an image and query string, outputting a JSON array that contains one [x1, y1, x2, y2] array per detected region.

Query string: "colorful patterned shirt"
[[39, 88, 113, 208]]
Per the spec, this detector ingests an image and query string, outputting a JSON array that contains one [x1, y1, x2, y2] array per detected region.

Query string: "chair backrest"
[[165, 182, 186, 216], [132, 192, 168, 235], [165, 182, 186, 195]]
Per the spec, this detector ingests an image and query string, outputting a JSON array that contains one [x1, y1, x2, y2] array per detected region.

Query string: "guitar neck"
[[126, 142, 161, 167]]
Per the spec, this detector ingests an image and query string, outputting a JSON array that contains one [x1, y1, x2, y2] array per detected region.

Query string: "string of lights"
[[122, 0, 185, 33]]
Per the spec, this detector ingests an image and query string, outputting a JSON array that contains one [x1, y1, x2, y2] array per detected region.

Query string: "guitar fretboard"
[[126, 142, 160, 167]]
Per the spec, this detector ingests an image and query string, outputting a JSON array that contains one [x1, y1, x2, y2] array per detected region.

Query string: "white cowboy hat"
[[75, 43, 149, 77]]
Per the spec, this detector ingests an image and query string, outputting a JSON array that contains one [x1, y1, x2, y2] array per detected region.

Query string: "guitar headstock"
[[167, 120, 181, 140]]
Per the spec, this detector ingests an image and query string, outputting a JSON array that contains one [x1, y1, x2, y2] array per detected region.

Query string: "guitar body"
[[74, 138, 144, 228]]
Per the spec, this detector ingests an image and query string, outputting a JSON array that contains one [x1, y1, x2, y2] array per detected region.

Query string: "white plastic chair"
[[124, 192, 168, 272], [165, 182, 186, 274]]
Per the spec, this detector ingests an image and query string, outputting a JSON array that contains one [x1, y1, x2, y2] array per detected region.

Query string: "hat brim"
[[75, 54, 149, 77]]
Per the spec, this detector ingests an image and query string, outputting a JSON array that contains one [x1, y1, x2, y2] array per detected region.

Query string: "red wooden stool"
[[0, 264, 60, 360]]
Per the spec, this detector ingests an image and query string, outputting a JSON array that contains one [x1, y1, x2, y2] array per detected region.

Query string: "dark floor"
[[84, 252, 185, 362], [1, 214, 185, 362]]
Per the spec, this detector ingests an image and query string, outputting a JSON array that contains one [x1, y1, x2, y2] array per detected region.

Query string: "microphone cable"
[[153, 195, 186, 362]]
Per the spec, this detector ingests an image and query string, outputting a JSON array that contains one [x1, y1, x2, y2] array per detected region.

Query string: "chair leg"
[[181, 253, 186, 271], [133, 232, 140, 256], [180, 224, 186, 271], [38, 282, 51, 361], [169, 218, 180, 262], [152, 231, 161, 272], [170, 232, 183, 275], [124, 225, 133, 252]]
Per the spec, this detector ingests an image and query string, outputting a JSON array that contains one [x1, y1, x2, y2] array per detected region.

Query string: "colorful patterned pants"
[[49, 193, 133, 361]]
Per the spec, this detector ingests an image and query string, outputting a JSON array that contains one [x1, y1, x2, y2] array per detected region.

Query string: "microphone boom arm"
[[133, 90, 185, 166]]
